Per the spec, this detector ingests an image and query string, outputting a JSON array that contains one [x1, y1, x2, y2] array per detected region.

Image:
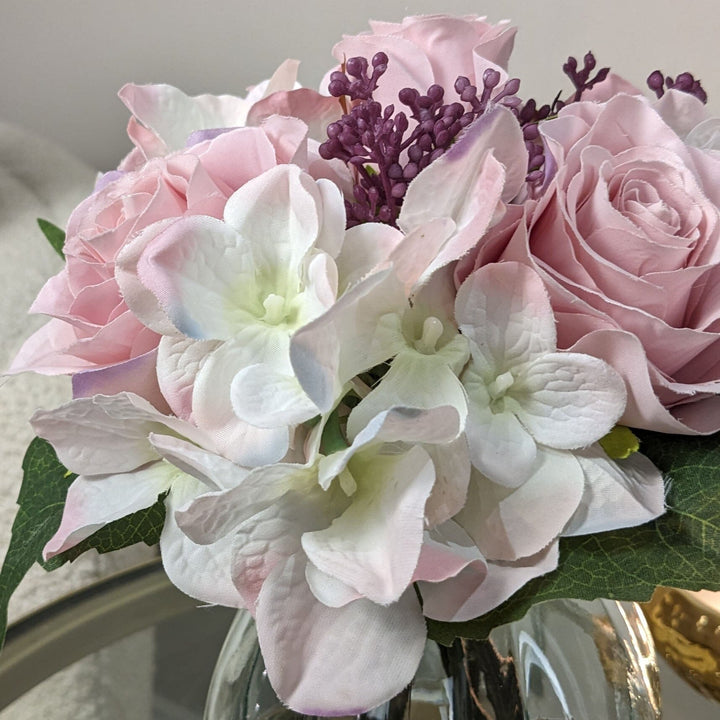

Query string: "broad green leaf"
[[427, 430, 720, 645], [37, 218, 66, 259], [0, 438, 75, 650], [42, 494, 167, 570]]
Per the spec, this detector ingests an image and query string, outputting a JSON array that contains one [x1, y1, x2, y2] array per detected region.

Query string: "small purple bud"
[[503, 78, 521, 96], [378, 206, 393, 222], [418, 134, 433, 152], [584, 52, 596, 71], [435, 130, 451, 148], [346, 56, 368, 78], [429, 148, 445, 163], [408, 145, 423, 162], [372, 52, 389, 68], [398, 87, 419, 106], [403, 163, 419, 180], [388, 163, 403, 179], [483, 68, 501, 89], [460, 86, 477, 103], [427, 84, 444, 103], [391, 183, 407, 198]]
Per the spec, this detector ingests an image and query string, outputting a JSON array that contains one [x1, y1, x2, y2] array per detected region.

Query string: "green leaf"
[[42, 494, 167, 570], [427, 430, 720, 645], [0, 438, 75, 650], [320, 407, 349, 455], [37, 218, 66, 259]]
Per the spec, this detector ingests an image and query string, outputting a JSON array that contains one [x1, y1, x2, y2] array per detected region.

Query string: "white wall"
[[2, 0, 718, 170]]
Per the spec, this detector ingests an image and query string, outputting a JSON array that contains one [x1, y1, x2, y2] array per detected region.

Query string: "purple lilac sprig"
[[516, 52, 611, 189], [320, 54, 521, 227], [647, 70, 708, 104]]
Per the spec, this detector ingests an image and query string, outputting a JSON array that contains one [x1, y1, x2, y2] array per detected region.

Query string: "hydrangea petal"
[[256, 554, 426, 716], [458, 450, 585, 562], [456, 262, 556, 374], [303, 445, 434, 604], [44, 462, 175, 558], [513, 352, 626, 449], [160, 474, 246, 607], [564, 446, 666, 535]]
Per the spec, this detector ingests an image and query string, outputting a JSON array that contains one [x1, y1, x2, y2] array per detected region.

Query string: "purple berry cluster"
[[647, 70, 707, 104], [320, 54, 521, 227]]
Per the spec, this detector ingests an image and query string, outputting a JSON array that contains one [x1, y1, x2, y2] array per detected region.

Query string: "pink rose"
[[461, 92, 720, 433], [324, 14, 516, 107], [10, 119, 308, 408]]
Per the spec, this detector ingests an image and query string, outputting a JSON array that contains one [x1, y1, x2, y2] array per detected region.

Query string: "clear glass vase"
[[203, 598, 661, 720]]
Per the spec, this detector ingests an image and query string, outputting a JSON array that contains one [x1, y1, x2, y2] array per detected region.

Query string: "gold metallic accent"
[[642, 587, 720, 701]]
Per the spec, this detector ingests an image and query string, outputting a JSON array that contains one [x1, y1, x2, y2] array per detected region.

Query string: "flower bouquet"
[[2, 12, 720, 716]]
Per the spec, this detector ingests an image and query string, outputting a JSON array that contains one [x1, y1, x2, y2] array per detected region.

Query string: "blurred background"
[[2, 0, 718, 171]]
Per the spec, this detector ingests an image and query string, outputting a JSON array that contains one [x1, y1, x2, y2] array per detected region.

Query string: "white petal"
[[160, 475, 245, 607], [463, 377, 538, 487], [231, 363, 319, 428], [256, 555, 426, 715], [319, 405, 462, 490], [514, 353, 626, 449], [290, 269, 406, 412], [303, 445, 434, 604], [456, 262, 556, 374], [148, 433, 248, 491], [335, 223, 404, 293], [136, 215, 256, 340], [314, 178, 347, 259], [346, 348, 468, 441], [44, 462, 175, 558], [305, 563, 363, 608], [399, 106, 525, 233], [223, 164, 320, 274], [564, 446, 666, 536], [230, 488, 333, 608], [457, 450, 584, 562], [193, 341, 290, 466], [31, 392, 209, 475], [176, 464, 317, 545], [424, 437, 472, 527]]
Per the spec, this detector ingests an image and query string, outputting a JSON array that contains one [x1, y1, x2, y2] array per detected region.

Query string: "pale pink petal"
[[256, 555, 426, 715], [156, 335, 222, 420], [413, 521, 486, 583], [44, 462, 173, 558], [305, 564, 363, 608], [424, 543, 560, 622], [72, 349, 170, 414], [8, 319, 95, 374]]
